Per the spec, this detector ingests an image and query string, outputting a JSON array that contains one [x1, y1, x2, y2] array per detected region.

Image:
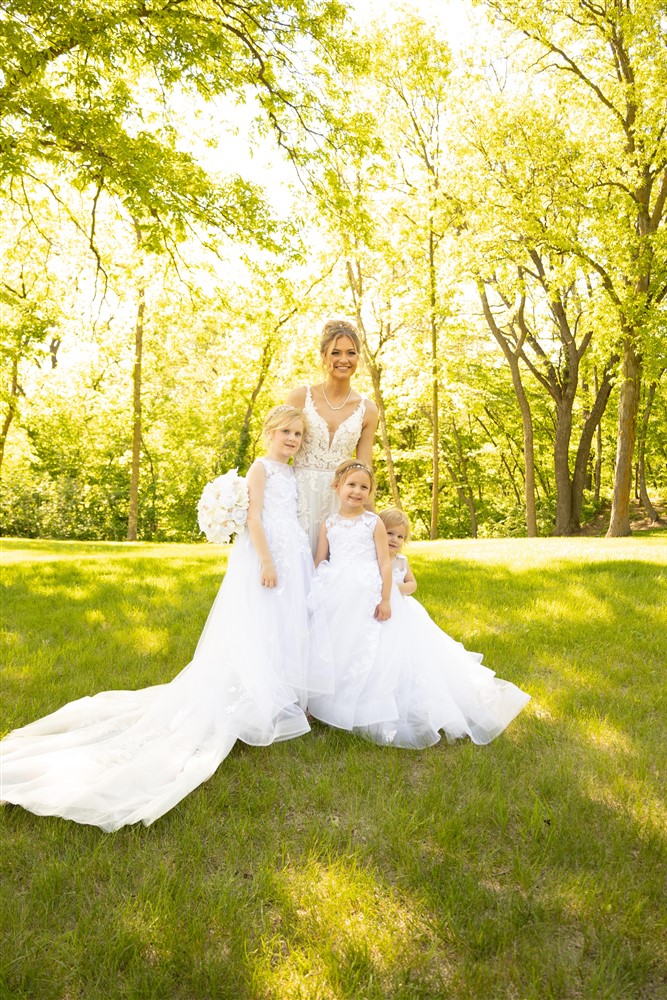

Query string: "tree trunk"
[[513, 367, 538, 537], [593, 368, 603, 503], [570, 362, 616, 531], [606, 338, 641, 536], [0, 352, 20, 476], [234, 336, 274, 471], [450, 420, 478, 537], [345, 259, 402, 509], [478, 286, 538, 536], [126, 280, 145, 542], [637, 380, 663, 523], [553, 398, 574, 535], [367, 359, 402, 508], [141, 432, 158, 538], [428, 227, 439, 539]]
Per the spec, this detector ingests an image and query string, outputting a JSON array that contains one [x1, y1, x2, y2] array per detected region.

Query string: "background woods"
[[1, 0, 665, 541]]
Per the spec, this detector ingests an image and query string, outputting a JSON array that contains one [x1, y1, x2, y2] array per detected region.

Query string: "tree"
[[0, 1, 348, 247], [477, 281, 539, 535], [636, 376, 664, 524], [479, 0, 667, 535], [0, 284, 54, 474], [345, 258, 403, 508], [0, 214, 61, 474], [373, 15, 456, 538], [126, 223, 146, 541]]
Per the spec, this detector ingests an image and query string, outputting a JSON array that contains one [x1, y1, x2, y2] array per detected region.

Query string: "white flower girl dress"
[[1, 459, 327, 831], [307, 511, 530, 748]]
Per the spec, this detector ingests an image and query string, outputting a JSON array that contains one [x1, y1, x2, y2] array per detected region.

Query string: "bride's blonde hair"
[[320, 319, 362, 359]]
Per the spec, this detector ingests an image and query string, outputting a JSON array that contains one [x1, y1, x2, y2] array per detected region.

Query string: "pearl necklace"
[[321, 382, 353, 411]]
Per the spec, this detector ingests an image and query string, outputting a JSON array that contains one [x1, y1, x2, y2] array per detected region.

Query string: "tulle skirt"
[[307, 563, 530, 749]]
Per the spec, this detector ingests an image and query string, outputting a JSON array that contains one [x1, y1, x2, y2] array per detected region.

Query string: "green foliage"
[[0, 0, 349, 238], [1, 2, 665, 540]]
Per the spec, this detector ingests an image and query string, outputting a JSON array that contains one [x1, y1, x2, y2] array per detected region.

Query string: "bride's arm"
[[356, 399, 378, 467]]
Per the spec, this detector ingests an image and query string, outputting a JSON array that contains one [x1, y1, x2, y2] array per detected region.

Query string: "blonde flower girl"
[[1, 406, 330, 831]]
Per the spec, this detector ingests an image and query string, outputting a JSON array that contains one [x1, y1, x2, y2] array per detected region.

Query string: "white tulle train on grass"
[[0, 459, 330, 832]]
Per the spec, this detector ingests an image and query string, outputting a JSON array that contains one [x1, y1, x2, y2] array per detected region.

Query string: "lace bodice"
[[257, 458, 299, 523], [326, 511, 378, 568], [293, 386, 366, 471]]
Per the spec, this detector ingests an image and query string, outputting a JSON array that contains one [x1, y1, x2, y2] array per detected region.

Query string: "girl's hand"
[[260, 559, 278, 588], [374, 599, 391, 621]]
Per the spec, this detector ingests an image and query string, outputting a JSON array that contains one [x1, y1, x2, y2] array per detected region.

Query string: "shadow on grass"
[[1, 546, 665, 999], [412, 556, 665, 747], [1, 554, 227, 730]]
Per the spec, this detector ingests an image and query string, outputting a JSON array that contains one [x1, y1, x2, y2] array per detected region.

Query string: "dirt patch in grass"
[[579, 498, 666, 536]]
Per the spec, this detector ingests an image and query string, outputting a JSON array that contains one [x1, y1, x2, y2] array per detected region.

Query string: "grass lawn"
[[1, 536, 665, 1000]]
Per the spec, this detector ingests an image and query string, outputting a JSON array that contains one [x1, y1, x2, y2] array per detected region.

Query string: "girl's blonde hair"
[[379, 507, 411, 541], [262, 405, 307, 438], [332, 459, 375, 498]]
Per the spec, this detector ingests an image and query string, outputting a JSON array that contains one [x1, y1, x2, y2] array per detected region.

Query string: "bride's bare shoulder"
[[285, 386, 308, 408]]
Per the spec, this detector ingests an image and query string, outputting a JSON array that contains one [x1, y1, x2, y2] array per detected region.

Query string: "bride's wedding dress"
[[0, 459, 324, 832], [292, 386, 366, 553]]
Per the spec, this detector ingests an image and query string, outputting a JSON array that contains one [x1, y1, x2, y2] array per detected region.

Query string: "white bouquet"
[[197, 469, 249, 544]]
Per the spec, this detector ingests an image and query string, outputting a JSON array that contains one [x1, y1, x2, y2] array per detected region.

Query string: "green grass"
[[1, 536, 666, 1000]]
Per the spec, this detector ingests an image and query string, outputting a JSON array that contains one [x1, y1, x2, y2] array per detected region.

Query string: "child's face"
[[338, 470, 372, 510], [268, 420, 304, 461], [385, 525, 406, 554]]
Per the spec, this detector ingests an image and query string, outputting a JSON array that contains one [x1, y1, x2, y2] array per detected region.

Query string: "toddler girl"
[[1, 405, 328, 830]]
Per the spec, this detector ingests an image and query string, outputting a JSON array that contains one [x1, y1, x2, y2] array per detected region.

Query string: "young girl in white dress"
[[307, 467, 530, 748], [1, 406, 328, 831]]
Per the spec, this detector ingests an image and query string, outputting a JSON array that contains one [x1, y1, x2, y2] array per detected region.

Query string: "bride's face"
[[324, 336, 359, 378]]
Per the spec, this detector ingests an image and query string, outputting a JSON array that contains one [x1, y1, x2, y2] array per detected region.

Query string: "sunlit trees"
[[0, 0, 348, 237], [0, 2, 664, 541], [1, 0, 351, 537], [478, 0, 667, 535]]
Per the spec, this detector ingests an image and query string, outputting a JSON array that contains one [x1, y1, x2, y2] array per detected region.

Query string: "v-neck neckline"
[[306, 386, 363, 449]]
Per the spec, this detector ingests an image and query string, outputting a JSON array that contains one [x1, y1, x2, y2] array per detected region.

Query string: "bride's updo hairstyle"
[[332, 459, 376, 499], [263, 404, 308, 439], [320, 319, 362, 360], [379, 507, 411, 541]]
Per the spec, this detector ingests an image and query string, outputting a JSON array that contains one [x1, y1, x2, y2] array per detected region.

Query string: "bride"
[[286, 319, 379, 553]]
